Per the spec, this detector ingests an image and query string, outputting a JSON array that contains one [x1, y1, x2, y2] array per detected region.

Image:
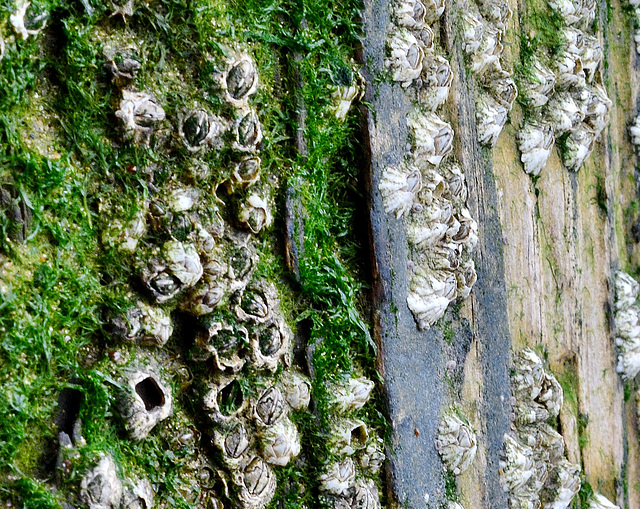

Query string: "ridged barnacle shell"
[[163, 240, 203, 287], [440, 162, 468, 202], [408, 110, 454, 166], [213, 421, 252, 468], [111, 0, 134, 18], [562, 124, 596, 171], [102, 207, 147, 254], [331, 69, 366, 121], [319, 458, 357, 496], [10, 0, 47, 40], [512, 348, 546, 398], [406, 200, 454, 249], [543, 458, 581, 509], [122, 478, 154, 509], [422, 0, 446, 24], [116, 90, 166, 147], [80, 455, 123, 509], [447, 503, 464, 509], [417, 55, 453, 111], [233, 109, 263, 152], [195, 321, 247, 372], [470, 23, 503, 76], [450, 208, 478, 250], [111, 300, 173, 347], [394, 0, 427, 29], [254, 386, 287, 427], [548, 0, 594, 24], [615, 271, 639, 311], [120, 368, 173, 440], [435, 413, 477, 475], [616, 345, 640, 380], [499, 434, 536, 494], [280, 371, 311, 411], [103, 46, 141, 82], [518, 120, 555, 176], [142, 259, 181, 304], [476, 92, 508, 147], [183, 281, 226, 316], [231, 156, 262, 190], [250, 319, 292, 371], [407, 267, 457, 328], [588, 493, 620, 509], [476, 0, 512, 30], [357, 437, 386, 474], [522, 422, 565, 465], [385, 27, 427, 87], [351, 479, 382, 509], [203, 374, 249, 424], [579, 34, 603, 84], [546, 92, 584, 134], [578, 81, 611, 134], [179, 109, 226, 152], [461, 10, 485, 55], [482, 70, 517, 110], [456, 258, 477, 299], [259, 416, 301, 466], [379, 164, 422, 218], [218, 52, 260, 108], [520, 59, 556, 109], [329, 417, 369, 456], [234, 284, 275, 324], [327, 376, 375, 413], [238, 194, 272, 234], [236, 457, 277, 509], [227, 243, 257, 290], [554, 28, 587, 89]]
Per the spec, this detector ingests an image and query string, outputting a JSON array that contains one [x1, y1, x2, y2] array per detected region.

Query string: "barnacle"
[[203, 375, 248, 424], [521, 423, 565, 465], [231, 156, 262, 190], [255, 386, 287, 426], [461, 10, 485, 55], [120, 369, 173, 440], [194, 321, 247, 372], [422, 0, 446, 23], [235, 284, 275, 324], [281, 372, 311, 411], [122, 478, 154, 509], [554, 28, 587, 89], [519, 59, 556, 109], [418, 55, 453, 110], [331, 69, 365, 121], [183, 279, 226, 316], [357, 437, 386, 474], [476, 0, 512, 30], [394, 0, 427, 29], [214, 421, 252, 468], [116, 90, 166, 147], [441, 162, 468, 202], [236, 457, 277, 509], [329, 418, 369, 456], [512, 349, 563, 421], [407, 267, 457, 329], [475, 92, 508, 147], [327, 376, 375, 413], [406, 198, 454, 249], [546, 92, 584, 134], [102, 207, 147, 254], [548, 0, 593, 24], [629, 114, 640, 146], [615, 271, 639, 311], [578, 82, 611, 134], [614, 272, 640, 380], [561, 125, 596, 171], [319, 459, 357, 496], [456, 258, 477, 299], [482, 70, 518, 110], [80, 455, 123, 509], [233, 110, 263, 152], [385, 28, 427, 87], [238, 194, 272, 234], [470, 23, 503, 76], [260, 417, 301, 466], [451, 208, 478, 251], [499, 434, 536, 495], [435, 413, 477, 475], [579, 33, 603, 83], [218, 52, 259, 108], [379, 164, 422, 218], [408, 110, 454, 166], [518, 120, 555, 176], [10, 0, 47, 40], [250, 319, 291, 371], [351, 479, 382, 509], [103, 46, 141, 82], [542, 458, 580, 509], [179, 109, 226, 152], [588, 494, 620, 509], [111, 301, 173, 347]]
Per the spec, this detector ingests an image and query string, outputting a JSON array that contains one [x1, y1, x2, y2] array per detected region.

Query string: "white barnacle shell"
[[233, 109, 263, 152], [239, 194, 272, 234], [546, 92, 584, 134], [379, 164, 422, 218], [394, 0, 428, 29], [615, 271, 639, 311], [235, 285, 273, 324], [616, 345, 640, 380], [329, 417, 369, 456], [183, 278, 226, 316], [406, 198, 454, 249], [440, 162, 468, 203], [518, 120, 555, 176], [588, 494, 620, 509], [450, 208, 478, 250], [134, 301, 173, 347], [218, 52, 259, 108], [475, 92, 508, 147], [577, 32, 603, 84], [351, 479, 382, 509], [521, 422, 565, 465], [554, 28, 587, 89], [215, 421, 252, 468], [418, 55, 453, 111], [102, 207, 147, 254], [461, 10, 485, 55], [281, 371, 311, 411], [520, 59, 555, 109], [203, 375, 248, 424], [260, 417, 301, 466], [358, 437, 386, 474], [179, 110, 226, 152], [630, 114, 640, 146], [319, 458, 357, 496], [331, 70, 365, 121], [470, 23, 503, 76], [115, 90, 166, 147], [327, 376, 375, 413], [407, 267, 457, 328], [120, 369, 172, 440], [230, 156, 262, 190], [142, 259, 181, 304], [122, 478, 154, 509], [562, 124, 596, 171], [0, 36, 4, 62], [499, 434, 536, 495], [548, 0, 585, 24], [236, 457, 277, 509], [80, 455, 123, 509], [250, 318, 292, 371], [162, 240, 203, 288], [476, 0, 512, 30], [616, 306, 640, 344], [435, 413, 477, 475], [254, 386, 287, 427], [227, 243, 257, 291], [11, 0, 47, 40], [422, 0, 446, 23], [482, 69, 518, 110], [408, 110, 454, 166], [578, 82, 611, 135], [195, 321, 247, 372], [511, 348, 547, 399], [385, 28, 426, 87], [456, 258, 477, 299], [543, 458, 580, 509]]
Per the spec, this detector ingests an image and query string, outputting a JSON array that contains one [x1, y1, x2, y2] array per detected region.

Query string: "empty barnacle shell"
[[236, 457, 277, 509], [218, 52, 259, 108], [408, 110, 454, 166], [238, 194, 272, 234], [547, 0, 585, 24], [394, 0, 427, 29], [103, 46, 141, 82], [329, 417, 369, 456], [456, 258, 477, 299], [259, 417, 301, 466], [476, 0, 512, 30], [518, 120, 555, 176], [10, 0, 48, 40], [227, 243, 257, 288], [435, 413, 477, 475], [476, 92, 508, 147], [546, 92, 584, 134], [470, 23, 503, 76], [588, 493, 620, 509], [520, 59, 556, 109], [379, 164, 422, 218], [122, 478, 154, 509], [80, 455, 123, 509], [110, 300, 173, 347], [482, 70, 517, 110], [358, 437, 386, 474], [233, 110, 263, 152], [407, 267, 457, 328], [331, 69, 365, 121], [385, 28, 426, 87], [120, 369, 172, 440], [195, 321, 247, 372], [213, 421, 252, 468], [280, 372, 311, 411], [116, 90, 166, 147], [203, 375, 248, 424], [250, 319, 291, 371], [327, 376, 375, 413], [542, 458, 581, 509], [255, 386, 287, 426], [319, 458, 357, 496], [231, 156, 262, 190], [461, 10, 485, 55], [179, 109, 226, 152], [499, 434, 536, 495], [351, 479, 382, 509], [561, 125, 597, 171], [615, 271, 639, 311], [417, 55, 453, 110]]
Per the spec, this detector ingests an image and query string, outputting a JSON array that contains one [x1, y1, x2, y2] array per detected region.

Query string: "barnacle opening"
[[218, 379, 245, 416], [135, 377, 166, 411]]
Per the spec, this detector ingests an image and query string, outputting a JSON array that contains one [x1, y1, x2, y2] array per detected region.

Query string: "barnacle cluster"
[[588, 493, 620, 509], [613, 271, 640, 380], [460, 0, 516, 147], [435, 412, 477, 475], [517, 7, 610, 174], [380, 0, 478, 329], [501, 349, 581, 509]]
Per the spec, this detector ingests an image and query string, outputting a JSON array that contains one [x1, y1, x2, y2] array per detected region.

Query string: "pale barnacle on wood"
[[163, 240, 203, 287], [456, 259, 477, 299], [615, 271, 639, 311], [629, 114, 640, 146], [482, 70, 518, 110], [351, 479, 382, 509], [120, 369, 172, 440], [102, 207, 147, 254], [80, 455, 123, 509], [378, 164, 422, 219], [394, 0, 427, 29], [422, 0, 446, 23], [250, 319, 291, 371], [441, 162, 468, 202], [408, 110, 454, 166], [183, 278, 225, 316], [546, 92, 584, 134], [461, 10, 485, 55], [218, 52, 259, 108], [450, 208, 478, 251], [614, 272, 640, 379], [500, 434, 536, 494], [578, 33, 603, 83], [561, 125, 596, 171], [103, 46, 141, 83], [331, 69, 365, 121], [554, 28, 587, 89], [122, 478, 154, 509], [329, 418, 369, 456], [578, 82, 611, 134], [281, 371, 311, 411], [230, 156, 262, 191], [319, 458, 357, 496], [254, 386, 287, 426], [233, 110, 263, 152], [214, 421, 252, 468], [239, 194, 272, 234], [10, 0, 47, 40], [417, 55, 453, 111], [357, 437, 386, 474], [476, 0, 512, 30], [435, 413, 477, 475], [195, 321, 247, 372], [542, 458, 580, 509], [179, 109, 226, 152], [385, 28, 426, 87], [327, 376, 375, 413], [203, 375, 249, 424], [470, 23, 503, 76], [407, 267, 457, 329], [521, 423, 565, 465], [476, 92, 508, 147], [116, 90, 166, 147], [236, 457, 277, 509], [406, 199, 454, 249], [588, 494, 620, 509], [259, 417, 301, 466], [111, 300, 173, 347], [520, 59, 556, 109], [548, 0, 593, 24], [518, 120, 555, 176]]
